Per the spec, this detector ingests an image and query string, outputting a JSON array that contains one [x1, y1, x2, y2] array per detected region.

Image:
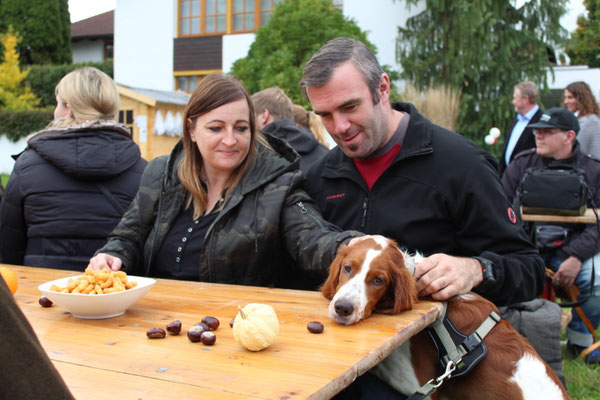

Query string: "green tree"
[[397, 0, 568, 153], [231, 0, 376, 105], [565, 0, 600, 67], [0, 27, 39, 110], [0, 0, 72, 65]]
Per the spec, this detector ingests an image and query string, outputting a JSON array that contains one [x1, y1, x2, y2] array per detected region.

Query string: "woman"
[[0, 67, 147, 270], [564, 81, 600, 159], [292, 103, 330, 148], [89, 74, 360, 288]]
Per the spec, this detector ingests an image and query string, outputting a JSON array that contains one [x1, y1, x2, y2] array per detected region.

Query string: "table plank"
[[521, 207, 599, 224], [11, 265, 443, 399]]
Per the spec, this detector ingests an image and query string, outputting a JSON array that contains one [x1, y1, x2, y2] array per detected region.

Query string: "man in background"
[[252, 86, 328, 174], [498, 81, 543, 176]]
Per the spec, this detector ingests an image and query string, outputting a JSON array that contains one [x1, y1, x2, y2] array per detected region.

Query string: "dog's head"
[[321, 236, 418, 325]]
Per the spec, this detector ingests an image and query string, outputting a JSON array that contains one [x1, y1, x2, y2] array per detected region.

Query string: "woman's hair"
[[178, 74, 259, 218], [52, 67, 120, 128], [292, 104, 329, 148], [565, 81, 600, 117]]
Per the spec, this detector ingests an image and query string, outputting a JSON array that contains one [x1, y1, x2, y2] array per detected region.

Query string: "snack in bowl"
[[50, 268, 137, 294], [38, 270, 156, 319]]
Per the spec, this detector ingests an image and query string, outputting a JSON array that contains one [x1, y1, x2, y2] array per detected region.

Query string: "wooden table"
[[12, 266, 443, 400], [521, 207, 599, 224]]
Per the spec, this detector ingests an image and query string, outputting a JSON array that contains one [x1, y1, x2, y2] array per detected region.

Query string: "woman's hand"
[[87, 253, 123, 271]]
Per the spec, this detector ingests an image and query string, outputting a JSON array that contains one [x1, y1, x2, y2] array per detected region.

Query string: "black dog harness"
[[407, 301, 501, 400]]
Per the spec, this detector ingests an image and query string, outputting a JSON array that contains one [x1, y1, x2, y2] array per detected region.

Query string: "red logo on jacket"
[[507, 207, 517, 224], [326, 193, 345, 200]]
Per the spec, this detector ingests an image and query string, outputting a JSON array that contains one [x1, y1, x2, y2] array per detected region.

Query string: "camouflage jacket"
[[97, 134, 361, 287]]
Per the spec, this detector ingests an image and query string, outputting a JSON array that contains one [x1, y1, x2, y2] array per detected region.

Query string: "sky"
[[68, 0, 586, 31]]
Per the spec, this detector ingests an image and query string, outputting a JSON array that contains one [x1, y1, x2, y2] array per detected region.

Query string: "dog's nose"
[[334, 300, 354, 317]]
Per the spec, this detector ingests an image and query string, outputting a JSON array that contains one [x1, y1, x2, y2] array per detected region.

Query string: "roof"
[[71, 10, 114, 40], [117, 85, 190, 107]]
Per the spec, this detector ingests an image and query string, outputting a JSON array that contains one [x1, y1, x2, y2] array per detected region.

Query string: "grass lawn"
[[563, 327, 600, 399], [1, 173, 9, 188]]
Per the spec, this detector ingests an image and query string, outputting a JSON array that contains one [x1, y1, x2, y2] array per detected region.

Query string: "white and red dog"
[[322, 236, 569, 400]]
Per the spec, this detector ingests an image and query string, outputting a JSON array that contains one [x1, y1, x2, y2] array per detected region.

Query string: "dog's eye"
[[343, 264, 352, 274], [372, 277, 385, 286]]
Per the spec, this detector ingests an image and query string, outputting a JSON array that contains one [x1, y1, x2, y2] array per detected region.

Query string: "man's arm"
[[417, 154, 545, 306]]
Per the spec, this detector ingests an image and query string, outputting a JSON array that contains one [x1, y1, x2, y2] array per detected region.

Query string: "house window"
[[104, 40, 114, 60], [331, 0, 343, 9], [178, 0, 287, 36], [177, 75, 200, 93], [118, 110, 134, 135]]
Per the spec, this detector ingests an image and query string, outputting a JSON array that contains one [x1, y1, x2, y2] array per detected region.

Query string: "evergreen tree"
[[566, 0, 600, 67], [0, 0, 72, 65], [397, 0, 568, 152], [231, 0, 375, 105], [0, 27, 40, 110]]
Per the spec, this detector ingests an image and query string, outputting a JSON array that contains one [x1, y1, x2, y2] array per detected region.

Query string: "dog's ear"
[[374, 249, 418, 314], [320, 245, 346, 300]]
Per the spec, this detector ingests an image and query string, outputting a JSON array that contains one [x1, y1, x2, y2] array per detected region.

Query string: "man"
[[301, 37, 545, 398], [251, 86, 328, 174], [498, 81, 543, 176], [503, 108, 600, 365]]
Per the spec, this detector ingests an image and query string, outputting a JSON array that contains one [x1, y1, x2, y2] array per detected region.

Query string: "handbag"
[[518, 165, 588, 216]]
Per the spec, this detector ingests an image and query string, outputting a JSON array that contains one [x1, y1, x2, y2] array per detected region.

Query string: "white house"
[[71, 10, 114, 63]]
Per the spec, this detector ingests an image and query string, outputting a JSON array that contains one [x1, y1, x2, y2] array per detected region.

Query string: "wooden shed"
[[117, 85, 190, 161]]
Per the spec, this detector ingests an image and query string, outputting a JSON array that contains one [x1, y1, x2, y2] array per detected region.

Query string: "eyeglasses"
[[533, 129, 565, 137]]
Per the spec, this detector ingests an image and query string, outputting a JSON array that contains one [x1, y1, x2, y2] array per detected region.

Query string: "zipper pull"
[[361, 197, 368, 228], [297, 202, 308, 214]]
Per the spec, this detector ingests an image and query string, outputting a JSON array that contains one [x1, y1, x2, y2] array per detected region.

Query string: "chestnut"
[[39, 295, 53, 307], [200, 331, 216, 346], [194, 321, 210, 331], [307, 321, 324, 334], [146, 327, 166, 339], [166, 320, 182, 335], [187, 325, 205, 342], [229, 316, 236, 328], [202, 316, 220, 331]]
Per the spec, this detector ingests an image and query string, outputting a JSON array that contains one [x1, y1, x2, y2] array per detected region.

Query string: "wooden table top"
[[521, 207, 599, 224], [11, 265, 443, 400]]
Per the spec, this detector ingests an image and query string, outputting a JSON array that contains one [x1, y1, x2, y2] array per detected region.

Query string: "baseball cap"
[[529, 107, 580, 133]]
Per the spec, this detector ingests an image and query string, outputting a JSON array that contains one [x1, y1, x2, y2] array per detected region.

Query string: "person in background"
[[251, 87, 329, 175], [564, 81, 600, 159], [0, 278, 74, 399], [88, 74, 362, 289], [292, 103, 330, 148], [502, 107, 600, 365], [498, 81, 543, 176], [0, 67, 147, 270]]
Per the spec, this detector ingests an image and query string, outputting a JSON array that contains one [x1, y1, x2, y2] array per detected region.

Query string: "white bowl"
[[38, 275, 156, 319]]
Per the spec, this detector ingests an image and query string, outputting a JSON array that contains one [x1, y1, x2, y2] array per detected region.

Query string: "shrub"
[[26, 59, 113, 108], [0, 109, 53, 141]]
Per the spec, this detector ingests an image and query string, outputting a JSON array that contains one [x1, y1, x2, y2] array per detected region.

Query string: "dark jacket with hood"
[[305, 102, 545, 307], [502, 142, 600, 262], [0, 120, 147, 270], [262, 119, 329, 175], [96, 133, 360, 288]]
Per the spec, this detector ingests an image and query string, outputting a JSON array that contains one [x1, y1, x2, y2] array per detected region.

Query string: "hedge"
[[25, 59, 113, 108], [0, 109, 54, 142]]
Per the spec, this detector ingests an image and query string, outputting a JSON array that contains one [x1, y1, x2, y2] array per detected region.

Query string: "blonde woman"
[[564, 81, 600, 159], [0, 67, 147, 270], [292, 104, 330, 148], [89, 74, 362, 289]]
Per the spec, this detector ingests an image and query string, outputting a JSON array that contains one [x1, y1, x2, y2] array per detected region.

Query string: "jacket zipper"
[[361, 196, 369, 229], [296, 202, 324, 228], [146, 190, 165, 276]]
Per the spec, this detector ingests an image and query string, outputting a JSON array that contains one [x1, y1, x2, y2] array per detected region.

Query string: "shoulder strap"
[[95, 183, 126, 215]]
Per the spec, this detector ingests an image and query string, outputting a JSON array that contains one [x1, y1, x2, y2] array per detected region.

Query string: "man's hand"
[[87, 253, 123, 271], [553, 256, 582, 289], [414, 254, 483, 300]]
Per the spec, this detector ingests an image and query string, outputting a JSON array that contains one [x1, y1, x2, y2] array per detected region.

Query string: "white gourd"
[[233, 303, 280, 351]]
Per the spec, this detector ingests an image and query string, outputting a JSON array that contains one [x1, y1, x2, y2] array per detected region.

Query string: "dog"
[[322, 236, 569, 400]]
